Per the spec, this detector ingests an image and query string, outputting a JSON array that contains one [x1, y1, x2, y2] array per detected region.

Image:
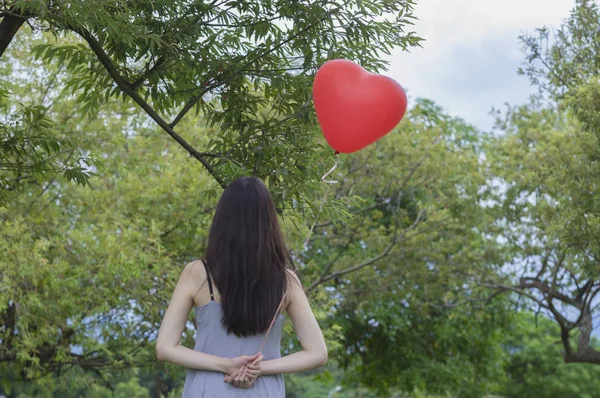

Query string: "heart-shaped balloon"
[[313, 59, 407, 153]]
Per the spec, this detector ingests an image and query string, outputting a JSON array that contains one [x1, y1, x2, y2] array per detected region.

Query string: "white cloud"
[[413, 0, 574, 41], [386, 0, 576, 130]]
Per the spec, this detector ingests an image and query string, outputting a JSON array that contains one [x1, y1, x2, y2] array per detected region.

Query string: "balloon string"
[[303, 153, 339, 251], [259, 292, 287, 353], [321, 154, 339, 184]]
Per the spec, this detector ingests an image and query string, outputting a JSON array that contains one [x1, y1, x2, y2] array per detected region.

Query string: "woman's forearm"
[[260, 350, 327, 376], [156, 344, 231, 373]]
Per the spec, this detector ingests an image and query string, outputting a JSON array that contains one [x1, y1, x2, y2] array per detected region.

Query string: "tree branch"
[[479, 281, 550, 310], [518, 277, 579, 308], [0, 9, 28, 58], [535, 251, 552, 279], [71, 27, 227, 188], [169, 9, 332, 129], [308, 209, 425, 291], [308, 228, 359, 291], [130, 55, 166, 90], [315, 199, 390, 229], [204, 14, 283, 28], [482, 277, 600, 365]]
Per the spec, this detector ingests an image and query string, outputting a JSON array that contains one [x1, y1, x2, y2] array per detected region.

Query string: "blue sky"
[[386, 0, 576, 131]]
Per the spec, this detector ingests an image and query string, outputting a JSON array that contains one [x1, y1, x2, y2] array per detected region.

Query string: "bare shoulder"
[[284, 269, 306, 307], [185, 259, 206, 272], [285, 268, 302, 288], [181, 259, 208, 287]]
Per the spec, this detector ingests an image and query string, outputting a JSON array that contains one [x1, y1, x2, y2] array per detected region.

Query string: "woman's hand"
[[225, 366, 259, 389], [225, 353, 262, 376], [225, 354, 263, 389]]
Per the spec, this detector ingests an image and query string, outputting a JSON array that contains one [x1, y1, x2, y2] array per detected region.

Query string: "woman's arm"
[[258, 271, 328, 375], [155, 261, 258, 373]]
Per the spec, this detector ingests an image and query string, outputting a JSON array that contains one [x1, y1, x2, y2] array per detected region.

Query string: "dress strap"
[[203, 260, 215, 301]]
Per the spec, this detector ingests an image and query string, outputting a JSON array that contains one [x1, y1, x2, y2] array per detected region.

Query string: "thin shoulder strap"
[[202, 260, 215, 301], [259, 292, 286, 353]]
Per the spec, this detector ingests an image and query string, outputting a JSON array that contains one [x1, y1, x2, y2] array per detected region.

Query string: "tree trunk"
[[562, 307, 600, 365]]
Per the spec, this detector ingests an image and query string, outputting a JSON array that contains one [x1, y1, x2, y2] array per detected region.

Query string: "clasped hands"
[[224, 352, 264, 389]]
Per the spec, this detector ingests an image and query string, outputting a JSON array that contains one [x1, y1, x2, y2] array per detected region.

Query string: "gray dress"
[[182, 270, 285, 397]]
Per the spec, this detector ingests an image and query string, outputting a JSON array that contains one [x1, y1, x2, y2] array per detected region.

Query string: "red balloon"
[[313, 59, 407, 153]]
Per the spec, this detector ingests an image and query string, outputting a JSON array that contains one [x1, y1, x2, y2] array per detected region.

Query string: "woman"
[[156, 176, 328, 397]]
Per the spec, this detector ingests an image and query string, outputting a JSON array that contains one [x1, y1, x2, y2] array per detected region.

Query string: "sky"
[[387, 0, 577, 131]]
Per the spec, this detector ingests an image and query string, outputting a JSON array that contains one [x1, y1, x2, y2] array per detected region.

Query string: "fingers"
[[224, 369, 242, 383], [224, 354, 264, 388], [225, 366, 253, 383], [234, 370, 247, 382], [226, 374, 249, 385], [245, 362, 261, 370], [232, 374, 256, 389], [243, 367, 260, 377], [244, 352, 261, 363], [235, 370, 244, 382], [225, 367, 257, 388], [252, 354, 264, 365]]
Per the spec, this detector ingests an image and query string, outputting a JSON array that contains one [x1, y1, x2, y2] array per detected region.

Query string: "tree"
[[2, 367, 155, 398], [0, 29, 209, 384], [520, 0, 600, 136], [480, 0, 600, 365], [498, 312, 600, 398], [485, 99, 600, 365], [297, 99, 511, 397], [0, 0, 422, 201]]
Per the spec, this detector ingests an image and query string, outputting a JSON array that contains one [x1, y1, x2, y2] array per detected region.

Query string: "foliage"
[[0, 29, 218, 383], [483, 0, 600, 365], [285, 370, 337, 398], [0, 4, 422, 386], [0, 35, 98, 205], [334, 298, 508, 398], [296, 99, 511, 397], [1, 0, 422, 203], [497, 312, 600, 398], [3, 367, 163, 398], [0, 29, 512, 395], [18, 311, 600, 398], [13, 0, 600, 395]]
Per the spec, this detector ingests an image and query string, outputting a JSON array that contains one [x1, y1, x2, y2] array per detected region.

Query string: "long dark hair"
[[206, 176, 294, 337]]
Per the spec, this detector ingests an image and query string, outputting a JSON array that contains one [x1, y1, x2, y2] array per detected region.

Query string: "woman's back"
[[182, 301, 285, 397], [182, 261, 286, 397]]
